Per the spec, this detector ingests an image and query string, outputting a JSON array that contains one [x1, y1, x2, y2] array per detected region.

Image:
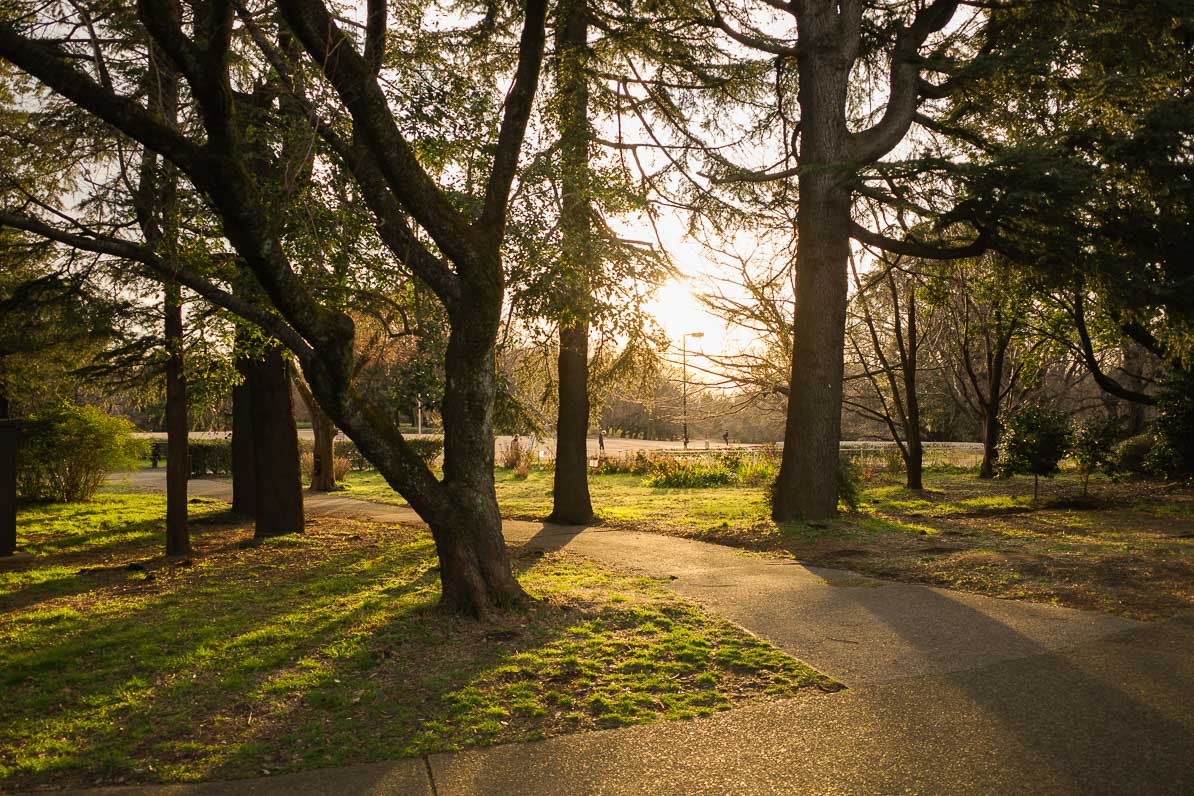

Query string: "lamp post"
[[682, 331, 703, 449]]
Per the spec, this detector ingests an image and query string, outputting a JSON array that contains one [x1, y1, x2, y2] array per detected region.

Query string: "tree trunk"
[[903, 286, 924, 491], [773, 25, 851, 522], [295, 374, 337, 491], [230, 351, 257, 517], [428, 311, 526, 615], [164, 284, 190, 556], [979, 350, 1006, 479], [245, 347, 304, 537], [548, 0, 595, 525], [551, 320, 595, 524]]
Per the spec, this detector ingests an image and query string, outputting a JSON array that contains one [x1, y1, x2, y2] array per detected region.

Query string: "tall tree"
[[0, 0, 549, 615], [546, 0, 596, 524]]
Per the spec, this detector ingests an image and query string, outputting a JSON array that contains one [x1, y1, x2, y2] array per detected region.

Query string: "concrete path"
[[89, 470, 1194, 795]]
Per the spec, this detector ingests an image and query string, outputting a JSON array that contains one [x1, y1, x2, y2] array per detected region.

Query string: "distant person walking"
[[723, 431, 730, 447], [597, 429, 605, 453]]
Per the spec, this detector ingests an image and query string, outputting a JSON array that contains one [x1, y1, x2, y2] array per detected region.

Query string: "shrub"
[[1148, 371, 1194, 480], [300, 451, 352, 483], [1072, 415, 1121, 493], [1112, 434, 1155, 477], [836, 457, 863, 512], [592, 451, 653, 475], [16, 403, 144, 502], [881, 445, 905, 474], [407, 437, 444, 466], [996, 406, 1073, 500], [189, 439, 233, 476], [644, 458, 735, 488]]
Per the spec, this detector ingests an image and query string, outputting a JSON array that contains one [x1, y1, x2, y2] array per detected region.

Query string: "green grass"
[[343, 469, 770, 531], [1, 493, 835, 790]]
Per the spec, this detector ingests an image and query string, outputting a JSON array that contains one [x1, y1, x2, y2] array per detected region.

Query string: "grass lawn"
[[342, 467, 1194, 621], [1, 493, 836, 791]]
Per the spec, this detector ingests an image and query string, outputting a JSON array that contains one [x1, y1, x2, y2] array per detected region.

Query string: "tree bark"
[[979, 345, 1006, 479], [245, 346, 304, 537], [230, 349, 257, 517], [164, 284, 190, 555], [903, 285, 924, 491], [552, 320, 594, 523], [773, 12, 851, 522], [295, 373, 337, 491], [431, 314, 527, 614], [548, 0, 595, 525]]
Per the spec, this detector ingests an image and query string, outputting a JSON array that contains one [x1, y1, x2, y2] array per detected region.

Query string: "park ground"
[[2, 457, 1192, 790], [1, 494, 834, 791]]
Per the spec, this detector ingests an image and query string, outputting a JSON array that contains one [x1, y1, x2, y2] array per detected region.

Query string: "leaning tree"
[[0, 0, 550, 616]]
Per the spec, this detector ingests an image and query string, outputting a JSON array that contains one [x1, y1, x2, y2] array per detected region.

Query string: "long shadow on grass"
[[0, 534, 442, 788], [0, 513, 246, 614]]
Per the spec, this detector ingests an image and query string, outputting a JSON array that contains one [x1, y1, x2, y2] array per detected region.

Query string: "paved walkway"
[[90, 470, 1193, 794]]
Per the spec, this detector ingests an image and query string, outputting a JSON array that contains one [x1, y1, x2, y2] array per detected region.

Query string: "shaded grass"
[[1, 494, 835, 790]]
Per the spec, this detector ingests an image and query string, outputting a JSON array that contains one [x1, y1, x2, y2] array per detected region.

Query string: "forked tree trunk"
[[244, 347, 304, 538], [548, 0, 595, 525], [773, 24, 851, 522], [164, 284, 190, 555]]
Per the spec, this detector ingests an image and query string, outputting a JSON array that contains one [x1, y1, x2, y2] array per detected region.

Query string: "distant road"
[[133, 431, 982, 459]]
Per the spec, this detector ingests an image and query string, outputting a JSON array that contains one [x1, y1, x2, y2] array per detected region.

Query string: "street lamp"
[[682, 331, 703, 449]]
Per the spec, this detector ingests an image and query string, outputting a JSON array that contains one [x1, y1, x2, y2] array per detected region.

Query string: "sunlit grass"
[[1, 494, 835, 790]]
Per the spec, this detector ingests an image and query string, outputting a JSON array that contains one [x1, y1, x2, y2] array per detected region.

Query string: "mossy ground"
[[1, 494, 835, 790], [343, 467, 1194, 620]]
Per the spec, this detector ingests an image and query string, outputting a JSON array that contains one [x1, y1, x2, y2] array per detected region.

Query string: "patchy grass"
[[0, 493, 835, 791], [342, 468, 1194, 620]]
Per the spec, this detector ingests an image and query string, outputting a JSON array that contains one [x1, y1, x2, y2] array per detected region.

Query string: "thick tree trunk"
[[245, 347, 304, 537], [551, 320, 594, 524], [548, 0, 595, 525], [230, 352, 257, 517], [429, 312, 526, 615], [164, 285, 190, 556], [773, 25, 851, 522]]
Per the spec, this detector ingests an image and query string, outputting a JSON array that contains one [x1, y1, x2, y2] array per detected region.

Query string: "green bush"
[[16, 403, 144, 502], [1112, 433, 1155, 477], [1148, 371, 1194, 480], [592, 451, 654, 475], [407, 437, 444, 465], [996, 406, 1072, 498], [644, 458, 735, 488], [189, 439, 233, 476], [1072, 415, 1121, 492], [836, 457, 863, 512]]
